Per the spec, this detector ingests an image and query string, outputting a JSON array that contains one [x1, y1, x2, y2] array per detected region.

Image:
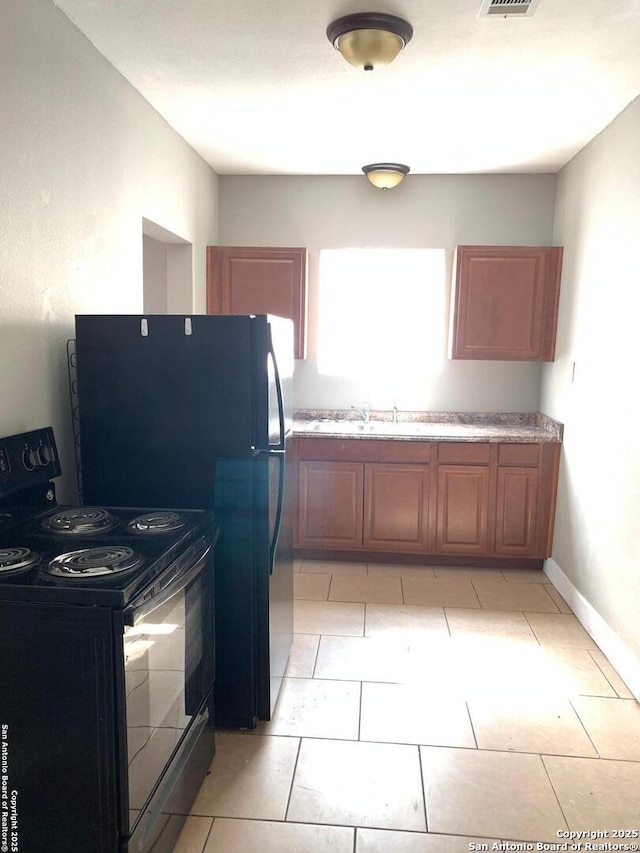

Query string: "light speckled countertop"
[[293, 410, 563, 443]]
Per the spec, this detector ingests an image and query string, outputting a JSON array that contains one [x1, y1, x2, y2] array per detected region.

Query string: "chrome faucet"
[[351, 402, 370, 422], [392, 405, 398, 423]]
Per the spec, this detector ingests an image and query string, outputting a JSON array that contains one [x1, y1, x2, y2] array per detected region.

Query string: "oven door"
[[121, 535, 215, 852]]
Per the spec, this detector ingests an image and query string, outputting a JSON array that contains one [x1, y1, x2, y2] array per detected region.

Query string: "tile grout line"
[[541, 582, 562, 613], [202, 734, 640, 762], [317, 571, 331, 602], [464, 699, 479, 750], [282, 736, 304, 824], [312, 632, 321, 675], [469, 579, 483, 609], [311, 634, 322, 678], [522, 610, 543, 647], [417, 743, 429, 833], [587, 648, 625, 698], [567, 695, 602, 757], [442, 606, 453, 638], [539, 753, 572, 833], [200, 816, 215, 853]]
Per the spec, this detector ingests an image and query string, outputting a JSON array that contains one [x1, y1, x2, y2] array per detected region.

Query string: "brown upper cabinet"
[[449, 245, 563, 361], [206, 246, 308, 358]]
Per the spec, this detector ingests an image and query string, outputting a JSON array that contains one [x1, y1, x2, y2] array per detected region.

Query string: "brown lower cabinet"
[[364, 463, 432, 552], [294, 437, 560, 565], [297, 461, 363, 549], [494, 466, 539, 557], [435, 465, 491, 555]]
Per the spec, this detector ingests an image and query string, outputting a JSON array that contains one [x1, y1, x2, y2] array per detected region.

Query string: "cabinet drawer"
[[437, 443, 490, 465], [298, 438, 431, 464], [498, 443, 540, 466]]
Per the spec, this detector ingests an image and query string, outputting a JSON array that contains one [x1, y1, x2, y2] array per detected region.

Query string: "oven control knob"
[[38, 444, 54, 465], [22, 448, 38, 471]]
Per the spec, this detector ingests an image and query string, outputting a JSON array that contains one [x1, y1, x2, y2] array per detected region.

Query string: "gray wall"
[[1, 0, 220, 499], [219, 174, 557, 412], [541, 96, 640, 663]]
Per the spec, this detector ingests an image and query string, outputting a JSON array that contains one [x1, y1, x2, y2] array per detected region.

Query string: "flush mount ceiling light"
[[326, 13, 413, 71], [362, 163, 410, 189]]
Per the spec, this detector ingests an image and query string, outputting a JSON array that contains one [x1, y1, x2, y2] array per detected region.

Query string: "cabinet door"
[[494, 466, 539, 557], [363, 464, 431, 552], [207, 246, 308, 358], [435, 465, 490, 555], [297, 461, 363, 549], [450, 246, 562, 361]]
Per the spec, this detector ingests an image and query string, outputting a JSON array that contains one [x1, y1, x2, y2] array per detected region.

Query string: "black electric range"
[[0, 427, 218, 853]]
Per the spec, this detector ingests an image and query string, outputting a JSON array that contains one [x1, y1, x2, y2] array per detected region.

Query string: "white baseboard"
[[544, 557, 640, 700]]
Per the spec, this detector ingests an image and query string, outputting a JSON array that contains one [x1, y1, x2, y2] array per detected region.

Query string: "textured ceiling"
[[53, 0, 640, 175]]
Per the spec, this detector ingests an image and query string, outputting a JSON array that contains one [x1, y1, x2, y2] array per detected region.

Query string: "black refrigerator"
[[74, 313, 295, 729]]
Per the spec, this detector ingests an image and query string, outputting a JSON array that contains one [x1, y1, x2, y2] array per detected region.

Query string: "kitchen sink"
[[307, 420, 375, 433], [307, 420, 429, 435], [304, 420, 477, 437]]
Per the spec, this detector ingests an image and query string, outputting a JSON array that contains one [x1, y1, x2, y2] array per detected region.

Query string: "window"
[[317, 248, 447, 403]]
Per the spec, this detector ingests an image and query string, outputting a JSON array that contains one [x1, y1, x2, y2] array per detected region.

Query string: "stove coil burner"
[[42, 507, 119, 536], [46, 546, 143, 579], [0, 547, 41, 575], [128, 511, 186, 535]]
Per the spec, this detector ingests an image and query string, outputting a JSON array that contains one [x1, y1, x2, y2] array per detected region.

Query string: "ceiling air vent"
[[478, 0, 542, 17]]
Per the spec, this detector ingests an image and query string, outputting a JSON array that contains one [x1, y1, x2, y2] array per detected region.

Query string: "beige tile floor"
[[162, 559, 640, 853]]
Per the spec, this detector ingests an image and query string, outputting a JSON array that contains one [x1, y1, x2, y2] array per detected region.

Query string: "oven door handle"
[[123, 540, 212, 627]]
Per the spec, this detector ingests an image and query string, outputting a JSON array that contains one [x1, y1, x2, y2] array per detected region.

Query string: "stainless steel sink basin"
[[307, 420, 422, 435], [307, 420, 376, 433], [304, 420, 474, 438]]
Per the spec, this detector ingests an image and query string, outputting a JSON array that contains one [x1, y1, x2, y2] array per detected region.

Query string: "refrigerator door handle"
[[269, 456, 285, 575], [268, 340, 286, 451]]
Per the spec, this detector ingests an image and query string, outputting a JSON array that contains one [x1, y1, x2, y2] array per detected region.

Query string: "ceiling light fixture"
[[362, 163, 410, 189], [326, 13, 413, 71]]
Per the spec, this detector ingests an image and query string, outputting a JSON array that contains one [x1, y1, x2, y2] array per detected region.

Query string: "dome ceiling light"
[[362, 163, 410, 189], [326, 13, 413, 71]]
